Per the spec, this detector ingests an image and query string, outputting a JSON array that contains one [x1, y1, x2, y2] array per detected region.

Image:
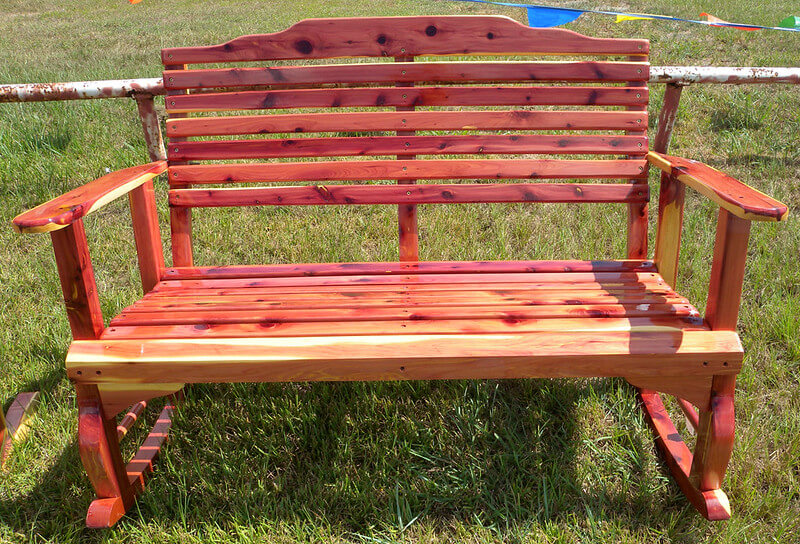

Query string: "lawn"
[[1, 0, 799, 542]]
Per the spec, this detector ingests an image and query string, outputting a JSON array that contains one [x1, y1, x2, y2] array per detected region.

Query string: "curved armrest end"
[[647, 151, 788, 222], [13, 161, 168, 234]]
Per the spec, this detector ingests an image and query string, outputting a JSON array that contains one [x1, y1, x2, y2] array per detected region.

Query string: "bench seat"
[[65, 260, 742, 385], [12, 16, 787, 525]]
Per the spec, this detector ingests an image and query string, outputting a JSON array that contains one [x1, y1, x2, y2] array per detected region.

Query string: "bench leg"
[[637, 375, 736, 521], [76, 384, 176, 528]]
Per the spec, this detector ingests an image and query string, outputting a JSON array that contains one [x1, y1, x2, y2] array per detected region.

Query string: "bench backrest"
[[162, 15, 650, 266]]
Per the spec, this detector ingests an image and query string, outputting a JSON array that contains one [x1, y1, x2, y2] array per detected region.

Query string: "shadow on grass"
[[1, 379, 706, 540]]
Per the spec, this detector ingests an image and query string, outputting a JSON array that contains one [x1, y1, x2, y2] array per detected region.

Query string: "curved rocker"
[[77, 385, 177, 528], [637, 377, 735, 520]]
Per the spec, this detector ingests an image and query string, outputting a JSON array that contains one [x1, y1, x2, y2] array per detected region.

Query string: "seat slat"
[[164, 61, 649, 90], [160, 16, 649, 64], [109, 303, 699, 327], [149, 281, 669, 297], [155, 271, 663, 290], [166, 86, 649, 113], [129, 289, 685, 312], [124, 295, 687, 313], [169, 159, 647, 184], [169, 183, 649, 208], [168, 134, 647, 161], [67, 331, 739, 386], [166, 111, 648, 137], [103, 316, 706, 340], [161, 259, 656, 280]]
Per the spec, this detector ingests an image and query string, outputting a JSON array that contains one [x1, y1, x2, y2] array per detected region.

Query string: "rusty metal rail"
[[1, 66, 799, 159]]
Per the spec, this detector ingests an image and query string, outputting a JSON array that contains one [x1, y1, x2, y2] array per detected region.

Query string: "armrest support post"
[[653, 171, 686, 287], [705, 209, 751, 331], [50, 220, 104, 340], [129, 181, 165, 293]]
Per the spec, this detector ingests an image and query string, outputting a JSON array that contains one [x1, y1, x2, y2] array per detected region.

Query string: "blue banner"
[[451, 0, 800, 32], [526, 6, 582, 27]]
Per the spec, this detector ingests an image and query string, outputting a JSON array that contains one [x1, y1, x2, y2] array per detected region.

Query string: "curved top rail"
[[160, 16, 649, 64]]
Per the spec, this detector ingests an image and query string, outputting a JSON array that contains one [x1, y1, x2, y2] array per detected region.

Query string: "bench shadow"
[[2, 377, 705, 540]]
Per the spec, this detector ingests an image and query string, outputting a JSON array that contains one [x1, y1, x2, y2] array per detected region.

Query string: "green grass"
[[1, 0, 800, 542]]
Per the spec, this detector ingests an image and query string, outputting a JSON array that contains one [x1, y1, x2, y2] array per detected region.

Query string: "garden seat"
[[12, 15, 787, 527]]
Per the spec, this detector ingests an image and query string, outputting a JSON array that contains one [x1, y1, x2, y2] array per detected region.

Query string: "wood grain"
[[67, 329, 738, 385], [161, 16, 648, 64], [13, 162, 167, 234], [168, 134, 647, 161], [166, 86, 649, 113], [103, 316, 707, 340], [50, 221, 104, 340], [169, 183, 648, 208], [109, 303, 699, 327], [654, 171, 686, 287], [169, 159, 647, 184], [161, 259, 656, 279], [166, 110, 648, 137], [647, 151, 788, 222], [164, 61, 649, 89]]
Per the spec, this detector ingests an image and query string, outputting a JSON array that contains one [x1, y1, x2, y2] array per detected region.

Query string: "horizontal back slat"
[[161, 16, 649, 64], [169, 183, 649, 208], [166, 86, 649, 113], [168, 134, 647, 161], [164, 61, 649, 90], [168, 159, 647, 184], [167, 110, 648, 137]]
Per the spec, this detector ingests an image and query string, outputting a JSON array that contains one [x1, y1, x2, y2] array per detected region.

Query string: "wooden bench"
[[12, 15, 788, 527]]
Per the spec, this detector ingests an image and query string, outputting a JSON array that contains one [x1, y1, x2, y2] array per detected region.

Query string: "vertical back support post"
[[395, 56, 419, 261], [165, 64, 193, 267], [653, 83, 684, 154], [625, 54, 649, 259]]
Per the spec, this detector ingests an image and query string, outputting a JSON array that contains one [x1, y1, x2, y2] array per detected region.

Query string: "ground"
[[0, 0, 799, 542]]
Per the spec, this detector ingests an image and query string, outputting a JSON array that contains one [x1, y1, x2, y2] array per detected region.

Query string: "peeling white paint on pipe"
[[650, 66, 800, 84], [0, 78, 163, 102]]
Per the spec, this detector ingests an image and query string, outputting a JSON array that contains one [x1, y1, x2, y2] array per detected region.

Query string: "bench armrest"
[[647, 151, 788, 222], [12, 161, 168, 234]]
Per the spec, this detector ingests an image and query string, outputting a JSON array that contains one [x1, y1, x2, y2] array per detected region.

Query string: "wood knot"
[[294, 40, 313, 54]]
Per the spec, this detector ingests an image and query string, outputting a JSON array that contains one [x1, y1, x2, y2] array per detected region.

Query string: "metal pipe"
[[650, 66, 800, 85], [0, 78, 163, 103], [134, 93, 167, 161], [653, 83, 685, 154]]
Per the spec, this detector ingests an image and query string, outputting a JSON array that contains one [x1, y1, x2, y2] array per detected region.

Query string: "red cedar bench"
[[12, 16, 788, 527]]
